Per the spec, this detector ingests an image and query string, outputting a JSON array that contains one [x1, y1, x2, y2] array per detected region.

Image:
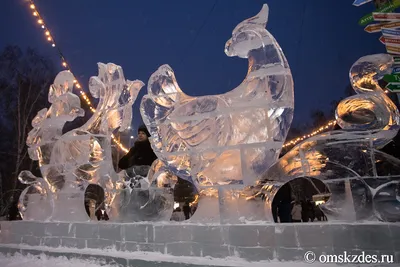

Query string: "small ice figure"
[[141, 4, 294, 187], [257, 53, 400, 223]]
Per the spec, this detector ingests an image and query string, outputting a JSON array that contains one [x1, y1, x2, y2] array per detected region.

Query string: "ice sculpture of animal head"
[[256, 54, 400, 222], [224, 4, 269, 58], [141, 4, 294, 187], [18, 63, 145, 221]]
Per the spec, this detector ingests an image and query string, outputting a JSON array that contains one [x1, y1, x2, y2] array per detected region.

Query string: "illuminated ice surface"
[[18, 63, 145, 221], [14, 5, 400, 225], [257, 54, 400, 222], [141, 4, 294, 187], [112, 160, 176, 222]]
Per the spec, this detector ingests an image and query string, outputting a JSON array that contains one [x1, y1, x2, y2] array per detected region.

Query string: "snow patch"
[[0, 244, 362, 267], [0, 253, 117, 267]]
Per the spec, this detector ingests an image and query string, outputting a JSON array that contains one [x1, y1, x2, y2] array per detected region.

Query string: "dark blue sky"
[[1, 0, 385, 127]]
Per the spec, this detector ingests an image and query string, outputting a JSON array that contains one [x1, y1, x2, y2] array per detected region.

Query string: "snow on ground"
[[0, 253, 116, 267], [0, 251, 369, 267]]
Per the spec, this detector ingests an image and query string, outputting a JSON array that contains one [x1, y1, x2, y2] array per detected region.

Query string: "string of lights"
[[25, 1, 392, 154], [26, 1, 129, 153], [282, 120, 337, 149]]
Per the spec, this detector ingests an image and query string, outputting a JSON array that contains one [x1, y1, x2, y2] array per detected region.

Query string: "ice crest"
[[141, 4, 294, 187], [18, 64, 144, 221]]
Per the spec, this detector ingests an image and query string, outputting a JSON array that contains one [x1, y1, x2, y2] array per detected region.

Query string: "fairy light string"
[[26, 1, 392, 154], [27, 1, 128, 153]]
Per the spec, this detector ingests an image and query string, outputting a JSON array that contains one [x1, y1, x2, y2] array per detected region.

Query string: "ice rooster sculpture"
[[18, 64, 144, 221], [256, 54, 400, 222], [141, 4, 294, 190]]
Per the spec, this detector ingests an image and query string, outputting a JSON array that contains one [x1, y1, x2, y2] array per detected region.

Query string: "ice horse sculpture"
[[18, 63, 145, 221], [257, 54, 400, 222], [141, 4, 294, 188]]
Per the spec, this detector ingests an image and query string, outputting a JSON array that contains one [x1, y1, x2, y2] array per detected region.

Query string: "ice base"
[[1, 220, 399, 265]]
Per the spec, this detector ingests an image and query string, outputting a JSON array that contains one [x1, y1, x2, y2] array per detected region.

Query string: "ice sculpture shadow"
[[141, 4, 294, 190], [257, 54, 400, 222], [18, 64, 145, 221]]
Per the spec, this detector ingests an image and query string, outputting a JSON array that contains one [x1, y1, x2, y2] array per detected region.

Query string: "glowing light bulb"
[[62, 62, 67, 67], [45, 31, 50, 36], [52, 44, 55, 47], [30, 4, 35, 9], [38, 19, 43, 24], [41, 25, 45, 28], [47, 37, 51, 41], [33, 12, 38, 16]]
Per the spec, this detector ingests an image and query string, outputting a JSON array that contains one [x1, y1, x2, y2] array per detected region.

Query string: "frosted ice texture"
[[140, 4, 294, 187], [16, 8, 400, 224], [113, 159, 176, 222], [18, 64, 145, 221], [257, 54, 400, 222], [336, 54, 400, 146]]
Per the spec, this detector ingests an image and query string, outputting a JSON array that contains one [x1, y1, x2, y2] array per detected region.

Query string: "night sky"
[[0, 0, 385, 128]]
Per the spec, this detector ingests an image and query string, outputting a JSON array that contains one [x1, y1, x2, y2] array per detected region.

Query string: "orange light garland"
[[27, 1, 129, 153], [282, 120, 337, 149]]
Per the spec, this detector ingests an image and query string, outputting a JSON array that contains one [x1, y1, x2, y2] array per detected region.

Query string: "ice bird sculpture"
[[256, 54, 400, 222], [141, 4, 294, 186]]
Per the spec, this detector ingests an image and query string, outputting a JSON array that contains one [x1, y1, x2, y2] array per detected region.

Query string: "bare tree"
[[0, 45, 55, 216], [310, 109, 327, 128]]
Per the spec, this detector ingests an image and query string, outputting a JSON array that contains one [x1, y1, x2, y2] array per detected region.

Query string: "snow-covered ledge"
[[0, 221, 399, 263]]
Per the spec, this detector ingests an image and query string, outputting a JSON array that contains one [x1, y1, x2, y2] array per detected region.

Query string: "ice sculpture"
[[18, 64, 145, 221], [256, 54, 400, 222], [18, 71, 84, 220], [141, 4, 294, 187], [113, 159, 176, 222]]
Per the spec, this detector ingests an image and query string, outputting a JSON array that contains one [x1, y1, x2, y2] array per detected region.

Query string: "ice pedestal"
[[218, 186, 266, 224], [51, 192, 88, 222], [19, 193, 52, 221], [113, 187, 174, 222], [189, 186, 266, 224], [18, 182, 54, 221], [188, 194, 220, 223], [1, 220, 399, 263], [343, 180, 357, 221]]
